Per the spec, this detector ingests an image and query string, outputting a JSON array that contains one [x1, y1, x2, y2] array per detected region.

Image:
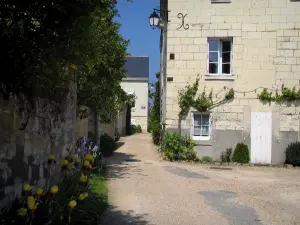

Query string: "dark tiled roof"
[[124, 56, 149, 78]]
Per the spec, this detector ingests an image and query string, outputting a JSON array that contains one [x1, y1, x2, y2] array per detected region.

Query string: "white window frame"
[[191, 112, 212, 141], [207, 38, 233, 76]]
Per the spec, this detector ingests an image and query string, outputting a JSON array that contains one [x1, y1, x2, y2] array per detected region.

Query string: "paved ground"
[[100, 133, 300, 225]]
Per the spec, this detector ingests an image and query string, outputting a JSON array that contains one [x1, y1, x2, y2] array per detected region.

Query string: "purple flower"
[[92, 146, 98, 153]]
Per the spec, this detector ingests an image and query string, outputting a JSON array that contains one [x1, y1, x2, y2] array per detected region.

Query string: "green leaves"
[[0, 0, 129, 123]]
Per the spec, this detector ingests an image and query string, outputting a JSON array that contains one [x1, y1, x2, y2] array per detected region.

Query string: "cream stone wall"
[[166, 0, 300, 131], [164, 0, 300, 163]]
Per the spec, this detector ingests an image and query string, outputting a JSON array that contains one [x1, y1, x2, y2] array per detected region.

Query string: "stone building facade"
[[162, 0, 300, 164]]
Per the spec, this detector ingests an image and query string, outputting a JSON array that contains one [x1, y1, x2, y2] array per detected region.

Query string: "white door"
[[251, 112, 272, 164]]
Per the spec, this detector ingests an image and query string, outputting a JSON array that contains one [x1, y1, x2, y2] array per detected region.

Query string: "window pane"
[[208, 40, 218, 51], [209, 52, 218, 62], [194, 114, 201, 125], [222, 64, 231, 74], [200, 126, 209, 136], [209, 63, 218, 74], [222, 52, 231, 63], [194, 127, 201, 136], [201, 115, 209, 125], [222, 41, 231, 52]]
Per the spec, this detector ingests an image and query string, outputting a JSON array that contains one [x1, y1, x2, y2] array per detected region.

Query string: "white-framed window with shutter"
[[207, 38, 233, 76], [191, 112, 212, 140]]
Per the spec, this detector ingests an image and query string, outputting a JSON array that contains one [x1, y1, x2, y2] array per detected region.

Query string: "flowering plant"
[[0, 136, 108, 225]]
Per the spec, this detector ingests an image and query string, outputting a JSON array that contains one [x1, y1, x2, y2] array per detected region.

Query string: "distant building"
[[121, 56, 149, 131]]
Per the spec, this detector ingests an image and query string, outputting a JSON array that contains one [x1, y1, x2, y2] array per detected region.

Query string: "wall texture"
[[0, 84, 77, 208], [165, 0, 300, 163]]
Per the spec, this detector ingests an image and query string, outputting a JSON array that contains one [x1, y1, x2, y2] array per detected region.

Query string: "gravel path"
[[100, 133, 300, 225]]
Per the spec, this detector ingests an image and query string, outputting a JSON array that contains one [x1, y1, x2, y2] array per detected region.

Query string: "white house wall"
[[164, 0, 300, 164]]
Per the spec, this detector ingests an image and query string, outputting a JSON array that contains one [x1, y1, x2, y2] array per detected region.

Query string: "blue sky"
[[116, 0, 160, 85]]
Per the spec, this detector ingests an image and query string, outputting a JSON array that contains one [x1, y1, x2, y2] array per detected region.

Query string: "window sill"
[[205, 75, 235, 80], [193, 139, 212, 146]]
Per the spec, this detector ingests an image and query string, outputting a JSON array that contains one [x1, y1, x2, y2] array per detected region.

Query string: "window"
[[211, 0, 231, 3], [192, 113, 211, 140], [208, 38, 232, 75]]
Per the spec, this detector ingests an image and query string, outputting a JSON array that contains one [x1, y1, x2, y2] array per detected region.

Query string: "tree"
[[149, 73, 161, 145], [0, 0, 129, 123]]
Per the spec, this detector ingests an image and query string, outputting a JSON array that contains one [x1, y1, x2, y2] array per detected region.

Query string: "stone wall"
[[0, 84, 77, 208], [165, 0, 300, 163]]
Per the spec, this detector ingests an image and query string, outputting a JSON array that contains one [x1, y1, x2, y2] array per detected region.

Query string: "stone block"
[[250, 8, 266, 16], [218, 23, 231, 30], [270, 0, 286, 8], [266, 8, 281, 15], [292, 65, 300, 72], [286, 58, 297, 65], [266, 23, 279, 30], [179, 53, 194, 60], [276, 65, 292, 72], [243, 32, 261, 39], [242, 24, 257, 32], [272, 15, 286, 23], [284, 30, 299, 37], [193, 38, 206, 45], [232, 23, 242, 29], [257, 24, 266, 31], [278, 50, 294, 57], [228, 30, 242, 37], [187, 45, 200, 53], [181, 38, 194, 45], [295, 50, 300, 57], [214, 30, 228, 37]]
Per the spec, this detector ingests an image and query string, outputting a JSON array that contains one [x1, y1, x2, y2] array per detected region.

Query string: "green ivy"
[[225, 88, 235, 100], [178, 77, 234, 117], [258, 84, 300, 102]]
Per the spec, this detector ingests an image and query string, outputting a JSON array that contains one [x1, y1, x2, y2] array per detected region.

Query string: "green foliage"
[[178, 77, 233, 117], [220, 148, 232, 163], [114, 131, 120, 142], [285, 141, 300, 166], [225, 88, 235, 100], [258, 84, 300, 103], [136, 125, 142, 133], [128, 124, 142, 135], [201, 156, 213, 163], [161, 133, 199, 162], [100, 133, 116, 157], [149, 73, 161, 145], [0, 0, 129, 123], [192, 89, 213, 112], [232, 143, 250, 164]]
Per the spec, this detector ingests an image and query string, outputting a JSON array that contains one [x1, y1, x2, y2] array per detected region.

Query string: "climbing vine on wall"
[[258, 84, 300, 102], [178, 77, 234, 118]]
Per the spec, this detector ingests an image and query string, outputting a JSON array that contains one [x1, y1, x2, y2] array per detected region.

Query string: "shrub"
[[232, 143, 250, 164], [161, 132, 199, 162], [114, 131, 120, 142], [136, 125, 142, 133], [100, 133, 116, 157], [201, 156, 212, 163], [220, 148, 232, 163], [151, 121, 161, 145], [285, 141, 300, 166]]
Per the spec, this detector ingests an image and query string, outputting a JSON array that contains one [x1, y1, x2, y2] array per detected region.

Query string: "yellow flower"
[[83, 160, 90, 167], [35, 187, 43, 196], [27, 196, 38, 211], [60, 159, 69, 168], [85, 154, 93, 162], [68, 200, 77, 209], [17, 208, 27, 217], [78, 193, 85, 201], [83, 192, 88, 198], [80, 175, 88, 184], [23, 184, 33, 192], [75, 157, 82, 163], [50, 185, 58, 195], [49, 154, 55, 160]]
